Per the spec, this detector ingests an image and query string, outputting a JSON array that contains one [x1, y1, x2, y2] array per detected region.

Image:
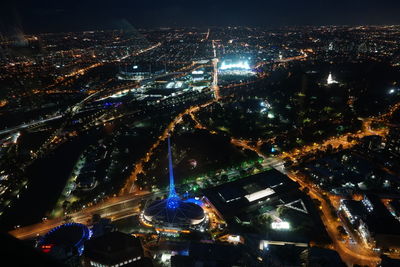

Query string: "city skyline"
[[2, 0, 400, 33]]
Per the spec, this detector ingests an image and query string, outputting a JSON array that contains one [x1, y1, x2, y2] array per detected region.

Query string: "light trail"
[[212, 40, 217, 58], [275, 52, 308, 63], [115, 42, 161, 62], [279, 118, 388, 164], [202, 28, 210, 42], [211, 58, 221, 100], [0, 115, 63, 136]]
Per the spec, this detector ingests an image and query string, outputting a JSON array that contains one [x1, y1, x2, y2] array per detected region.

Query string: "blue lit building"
[[38, 223, 92, 266], [39, 223, 92, 256], [141, 138, 206, 230]]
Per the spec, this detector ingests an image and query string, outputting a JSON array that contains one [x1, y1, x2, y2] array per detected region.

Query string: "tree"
[[63, 216, 73, 223], [62, 200, 70, 210], [302, 187, 310, 194]]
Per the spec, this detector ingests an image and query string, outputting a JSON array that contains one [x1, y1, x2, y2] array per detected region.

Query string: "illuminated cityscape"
[[2, 1, 400, 266]]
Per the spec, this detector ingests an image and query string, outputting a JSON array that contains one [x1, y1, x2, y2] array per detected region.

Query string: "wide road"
[[284, 171, 381, 266], [9, 190, 152, 240], [0, 115, 63, 136]]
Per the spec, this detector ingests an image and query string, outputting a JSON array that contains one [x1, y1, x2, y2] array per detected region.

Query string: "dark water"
[[0, 135, 93, 231]]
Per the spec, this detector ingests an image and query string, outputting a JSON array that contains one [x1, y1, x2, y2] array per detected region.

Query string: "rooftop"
[[203, 169, 299, 219], [84, 231, 143, 265]]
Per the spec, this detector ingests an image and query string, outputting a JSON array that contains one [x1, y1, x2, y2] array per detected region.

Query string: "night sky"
[[1, 0, 400, 34]]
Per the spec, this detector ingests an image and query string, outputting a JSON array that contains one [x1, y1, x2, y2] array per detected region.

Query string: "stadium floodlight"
[[220, 60, 251, 70], [271, 221, 290, 230]]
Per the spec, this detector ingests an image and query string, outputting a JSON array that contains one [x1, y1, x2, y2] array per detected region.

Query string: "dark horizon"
[[1, 0, 400, 34]]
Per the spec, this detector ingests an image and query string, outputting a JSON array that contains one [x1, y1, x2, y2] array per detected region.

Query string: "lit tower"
[[327, 73, 334, 84], [141, 137, 206, 230], [166, 137, 179, 209], [327, 72, 338, 85]]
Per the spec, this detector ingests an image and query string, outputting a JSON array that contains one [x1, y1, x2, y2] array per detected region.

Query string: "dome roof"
[[143, 198, 205, 226], [39, 223, 91, 251]]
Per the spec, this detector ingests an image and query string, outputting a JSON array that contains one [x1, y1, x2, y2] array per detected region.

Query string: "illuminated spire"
[[167, 137, 177, 198], [327, 73, 333, 84], [167, 137, 179, 209], [327, 72, 338, 85]]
